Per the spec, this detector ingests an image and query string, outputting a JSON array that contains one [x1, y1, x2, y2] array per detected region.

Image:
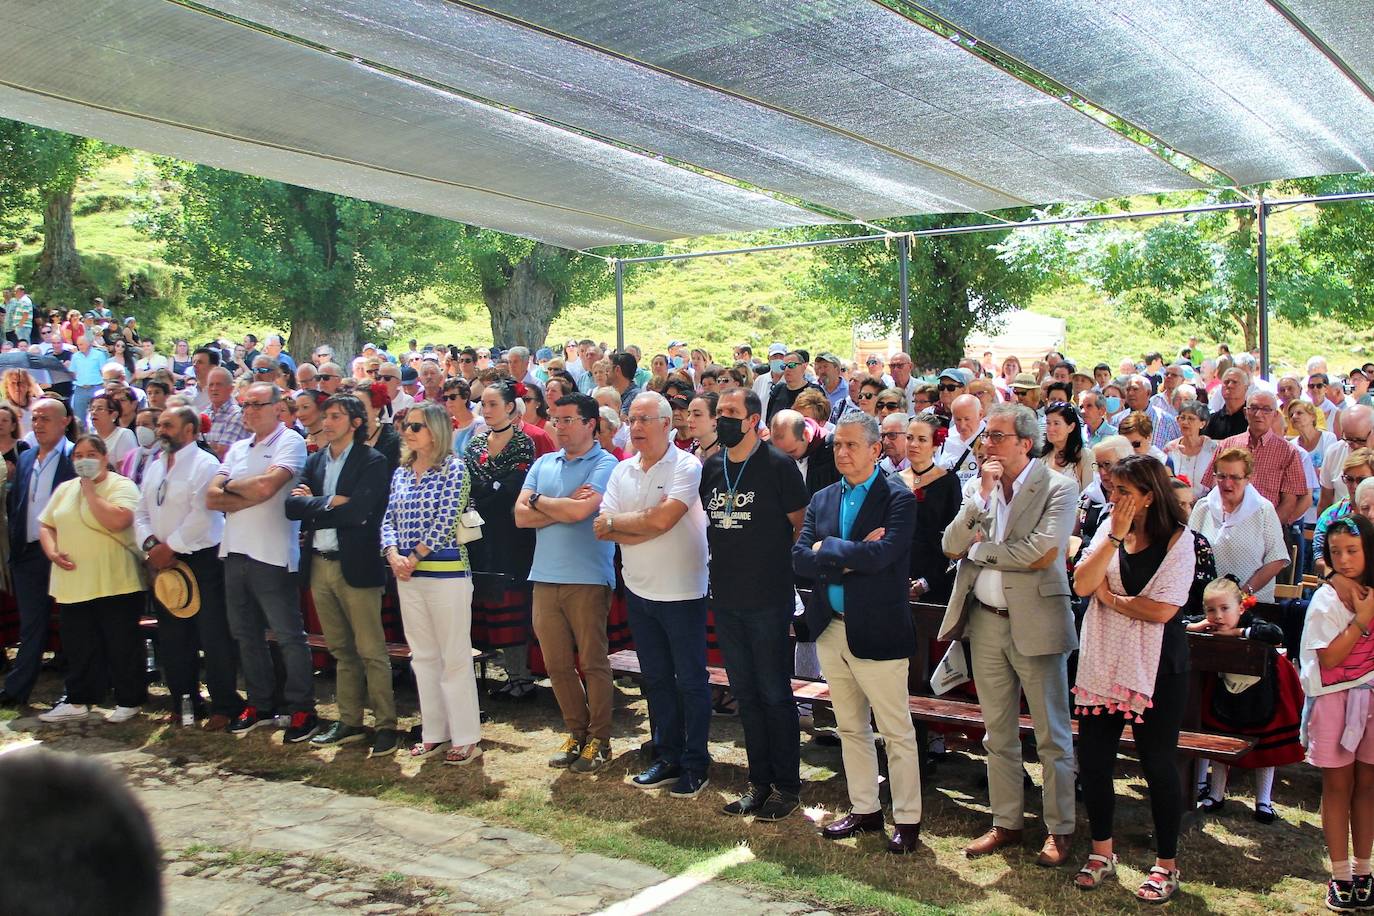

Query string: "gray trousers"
[[224, 554, 315, 714], [966, 604, 1076, 835]]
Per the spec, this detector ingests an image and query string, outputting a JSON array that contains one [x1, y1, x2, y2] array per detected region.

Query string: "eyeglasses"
[[444, 394, 465, 402], [782, 361, 802, 370], [1214, 472, 1248, 483], [876, 401, 901, 410], [983, 431, 1020, 444], [1308, 382, 1327, 388], [550, 416, 590, 427], [317, 374, 338, 381], [522, 396, 538, 403], [365, 370, 378, 377], [240, 401, 273, 410], [938, 384, 963, 392], [880, 431, 908, 440], [626, 415, 662, 425], [380, 375, 399, 382], [1343, 435, 1370, 447], [403, 422, 426, 433], [458, 357, 474, 364], [857, 392, 877, 400], [155, 476, 169, 506], [1342, 474, 1372, 487], [252, 367, 274, 375], [1245, 405, 1276, 414]]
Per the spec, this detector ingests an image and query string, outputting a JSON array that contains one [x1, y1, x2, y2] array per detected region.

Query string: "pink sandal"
[[444, 743, 482, 766], [1073, 854, 1117, 890], [1136, 866, 1180, 904], [409, 740, 449, 759]]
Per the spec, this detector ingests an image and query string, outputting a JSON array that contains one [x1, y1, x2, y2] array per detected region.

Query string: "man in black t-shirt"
[[701, 388, 810, 821], [764, 350, 824, 424]]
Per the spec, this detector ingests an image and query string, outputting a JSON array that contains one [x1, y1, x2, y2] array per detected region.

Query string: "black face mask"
[[716, 415, 747, 448]]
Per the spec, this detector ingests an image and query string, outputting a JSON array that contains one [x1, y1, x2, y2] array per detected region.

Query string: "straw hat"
[[153, 561, 200, 619]]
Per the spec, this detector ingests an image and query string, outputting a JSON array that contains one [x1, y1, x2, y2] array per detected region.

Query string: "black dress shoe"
[[0, 691, 18, 709], [887, 823, 922, 854], [821, 810, 885, 840]]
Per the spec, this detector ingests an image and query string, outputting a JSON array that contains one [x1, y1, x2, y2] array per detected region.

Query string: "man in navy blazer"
[[2, 398, 75, 705], [792, 410, 922, 853], [285, 395, 395, 756]]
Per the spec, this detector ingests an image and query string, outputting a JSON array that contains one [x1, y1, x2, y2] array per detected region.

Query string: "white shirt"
[[968, 458, 1037, 609], [101, 426, 137, 468], [136, 353, 170, 375], [1320, 438, 1351, 503], [387, 389, 415, 421], [939, 421, 985, 475], [602, 445, 708, 601], [217, 423, 306, 571], [753, 371, 780, 423], [26, 439, 72, 543], [135, 441, 225, 554]]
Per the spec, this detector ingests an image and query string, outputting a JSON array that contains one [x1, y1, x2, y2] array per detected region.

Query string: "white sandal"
[[1136, 866, 1180, 904], [1074, 853, 1117, 891]]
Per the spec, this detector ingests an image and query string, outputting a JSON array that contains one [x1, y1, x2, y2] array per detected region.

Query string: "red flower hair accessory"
[[1241, 593, 1258, 610], [368, 382, 391, 410], [512, 381, 528, 399]]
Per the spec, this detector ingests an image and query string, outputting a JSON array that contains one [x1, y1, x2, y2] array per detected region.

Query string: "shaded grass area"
[[0, 660, 1333, 916]]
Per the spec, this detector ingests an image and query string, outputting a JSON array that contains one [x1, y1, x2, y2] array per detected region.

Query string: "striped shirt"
[[380, 455, 469, 577]]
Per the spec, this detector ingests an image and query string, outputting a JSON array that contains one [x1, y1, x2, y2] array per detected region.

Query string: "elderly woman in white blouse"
[[1187, 446, 1290, 603]]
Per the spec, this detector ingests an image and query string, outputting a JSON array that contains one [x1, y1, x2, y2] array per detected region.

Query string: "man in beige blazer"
[[940, 404, 1079, 867]]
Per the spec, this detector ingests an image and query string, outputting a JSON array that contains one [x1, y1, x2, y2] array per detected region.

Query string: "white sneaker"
[[38, 703, 90, 723], [105, 706, 141, 724]]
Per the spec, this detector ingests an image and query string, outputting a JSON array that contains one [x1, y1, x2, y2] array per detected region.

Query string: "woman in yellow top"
[[36, 435, 145, 725]]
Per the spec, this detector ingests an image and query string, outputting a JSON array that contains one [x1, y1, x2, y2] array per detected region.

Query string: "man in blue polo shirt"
[[68, 334, 108, 430], [515, 392, 619, 775]]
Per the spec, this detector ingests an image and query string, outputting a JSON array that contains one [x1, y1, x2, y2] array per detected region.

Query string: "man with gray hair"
[[1319, 404, 1374, 515], [506, 346, 541, 391], [794, 410, 922, 853], [1206, 367, 1251, 439], [940, 403, 1079, 866], [1111, 374, 1178, 449], [1080, 434, 1134, 547]]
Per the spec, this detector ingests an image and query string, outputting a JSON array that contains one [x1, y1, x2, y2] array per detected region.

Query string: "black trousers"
[[1078, 669, 1189, 860], [61, 592, 146, 708], [154, 547, 242, 718]]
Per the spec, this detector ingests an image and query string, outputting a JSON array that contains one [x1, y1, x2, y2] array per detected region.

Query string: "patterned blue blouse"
[[380, 455, 470, 578]]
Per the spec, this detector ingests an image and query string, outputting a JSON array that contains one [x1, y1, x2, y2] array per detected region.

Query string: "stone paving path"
[[5, 728, 831, 916]]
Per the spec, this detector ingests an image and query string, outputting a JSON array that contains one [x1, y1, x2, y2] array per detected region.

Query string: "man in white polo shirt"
[[594, 391, 711, 798], [206, 382, 316, 743]]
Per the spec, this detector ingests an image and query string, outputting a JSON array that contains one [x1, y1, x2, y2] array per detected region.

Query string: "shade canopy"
[[0, 0, 1370, 249]]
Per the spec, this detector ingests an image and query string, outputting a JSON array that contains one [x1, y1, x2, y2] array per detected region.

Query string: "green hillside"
[[0, 156, 1366, 377]]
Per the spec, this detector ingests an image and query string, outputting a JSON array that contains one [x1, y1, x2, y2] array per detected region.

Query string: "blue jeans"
[[714, 603, 800, 796], [625, 591, 711, 775], [71, 384, 100, 431]]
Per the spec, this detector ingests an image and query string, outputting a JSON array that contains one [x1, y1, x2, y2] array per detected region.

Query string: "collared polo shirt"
[[828, 466, 880, 614], [603, 445, 708, 602], [524, 442, 619, 586], [69, 347, 108, 386], [218, 423, 306, 571]]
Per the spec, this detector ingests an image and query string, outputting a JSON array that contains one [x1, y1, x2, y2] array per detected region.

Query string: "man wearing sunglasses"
[[934, 368, 966, 417], [764, 350, 823, 426], [315, 362, 344, 396]]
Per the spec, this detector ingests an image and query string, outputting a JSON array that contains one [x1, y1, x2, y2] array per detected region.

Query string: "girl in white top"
[[88, 392, 137, 469]]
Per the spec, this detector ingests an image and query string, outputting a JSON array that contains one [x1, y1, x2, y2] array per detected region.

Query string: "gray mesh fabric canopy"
[[0, 0, 1370, 249]]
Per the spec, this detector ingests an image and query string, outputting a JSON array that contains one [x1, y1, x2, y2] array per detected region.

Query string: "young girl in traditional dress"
[[1188, 576, 1303, 823], [1301, 514, 1374, 911]]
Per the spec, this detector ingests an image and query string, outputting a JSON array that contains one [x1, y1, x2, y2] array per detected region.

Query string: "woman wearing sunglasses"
[[381, 402, 482, 766]]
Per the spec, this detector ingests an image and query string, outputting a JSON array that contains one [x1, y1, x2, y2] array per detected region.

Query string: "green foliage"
[[800, 214, 1036, 367], [142, 162, 466, 351]]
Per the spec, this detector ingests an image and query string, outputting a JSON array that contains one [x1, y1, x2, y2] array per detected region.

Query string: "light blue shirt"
[[70, 347, 108, 387], [26, 439, 72, 543], [312, 442, 352, 552], [827, 466, 880, 614], [524, 443, 619, 587]]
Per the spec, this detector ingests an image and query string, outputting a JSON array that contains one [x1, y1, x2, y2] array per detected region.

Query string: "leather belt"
[[979, 602, 1009, 618], [312, 550, 341, 561]]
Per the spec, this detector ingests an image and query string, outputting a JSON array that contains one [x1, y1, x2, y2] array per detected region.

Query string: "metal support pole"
[[1256, 199, 1270, 381], [898, 235, 911, 357], [614, 260, 625, 352]]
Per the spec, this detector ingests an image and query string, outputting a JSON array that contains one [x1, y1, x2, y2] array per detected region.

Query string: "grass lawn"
[[0, 660, 1331, 915]]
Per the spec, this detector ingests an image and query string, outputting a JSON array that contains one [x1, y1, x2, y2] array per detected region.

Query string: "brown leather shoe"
[[964, 826, 1024, 858], [887, 823, 922, 854], [1036, 833, 1073, 867], [203, 714, 232, 732], [821, 810, 885, 840]]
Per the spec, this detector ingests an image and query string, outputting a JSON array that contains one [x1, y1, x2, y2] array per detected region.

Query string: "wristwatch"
[[142, 536, 160, 552], [529, 491, 541, 509]]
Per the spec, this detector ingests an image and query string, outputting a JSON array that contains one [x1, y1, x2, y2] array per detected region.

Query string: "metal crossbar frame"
[[610, 190, 1374, 378]]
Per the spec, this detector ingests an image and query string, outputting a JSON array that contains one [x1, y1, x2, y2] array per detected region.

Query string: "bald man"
[[939, 394, 984, 486]]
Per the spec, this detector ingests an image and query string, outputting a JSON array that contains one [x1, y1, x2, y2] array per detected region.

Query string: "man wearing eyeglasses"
[[377, 364, 411, 420], [207, 382, 316, 742], [764, 350, 824, 425], [315, 362, 344, 397], [889, 353, 918, 407], [941, 404, 1078, 866], [136, 405, 241, 731], [935, 368, 967, 417], [878, 412, 911, 475], [1317, 405, 1374, 517], [1202, 391, 1309, 531]]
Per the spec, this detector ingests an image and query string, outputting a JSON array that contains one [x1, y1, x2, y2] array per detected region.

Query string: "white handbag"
[[456, 508, 485, 544]]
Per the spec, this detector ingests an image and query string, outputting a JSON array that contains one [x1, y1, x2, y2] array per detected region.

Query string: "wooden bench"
[[607, 648, 1255, 764]]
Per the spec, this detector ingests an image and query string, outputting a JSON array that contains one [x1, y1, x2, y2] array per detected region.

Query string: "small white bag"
[[930, 642, 972, 696], [456, 508, 485, 544]]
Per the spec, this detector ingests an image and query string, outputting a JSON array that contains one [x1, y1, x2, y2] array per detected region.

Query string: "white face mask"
[[72, 457, 104, 479], [135, 426, 156, 448]]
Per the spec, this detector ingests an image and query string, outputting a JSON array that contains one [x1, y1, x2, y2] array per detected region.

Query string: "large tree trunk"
[[34, 186, 81, 292], [290, 307, 361, 367], [484, 243, 566, 349]]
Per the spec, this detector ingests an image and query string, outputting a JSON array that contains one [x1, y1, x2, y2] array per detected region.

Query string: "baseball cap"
[[535, 347, 553, 361], [668, 339, 687, 348], [815, 352, 841, 367], [767, 342, 788, 357], [400, 366, 418, 383], [361, 342, 377, 352], [1010, 372, 1039, 390], [937, 368, 965, 384]]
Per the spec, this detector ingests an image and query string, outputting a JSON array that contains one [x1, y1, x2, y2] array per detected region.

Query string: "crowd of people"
[[4, 288, 1374, 910]]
